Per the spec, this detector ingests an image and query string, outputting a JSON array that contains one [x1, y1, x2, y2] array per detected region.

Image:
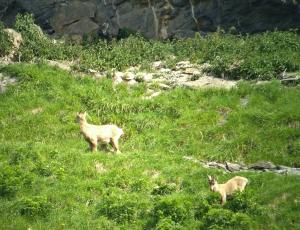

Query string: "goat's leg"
[[90, 140, 98, 152], [111, 138, 121, 154], [221, 193, 226, 205]]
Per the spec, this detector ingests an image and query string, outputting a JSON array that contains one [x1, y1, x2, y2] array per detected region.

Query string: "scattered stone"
[[122, 72, 135, 81], [159, 68, 172, 74], [141, 73, 154, 82], [113, 74, 123, 85], [88, 69, 97, 74], [280, 76, 300, 86], [152, 61, 164, 69], [0, 73, 18, 93], [158, 83, 171, 90], [182, 67, 201, 75], [181, 76, 237, 89], [31, 107, 43, 115], [114, 71, 124, 79], [47, 60, 72, 71], [175, 61, 193, 69], [126, 79, 138, 86]]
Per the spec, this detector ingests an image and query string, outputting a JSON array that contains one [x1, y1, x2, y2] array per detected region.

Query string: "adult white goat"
[[76, 111, 124, 153]]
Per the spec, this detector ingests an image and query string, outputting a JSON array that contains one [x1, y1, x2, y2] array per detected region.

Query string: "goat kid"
[[208, 175, 248, 204], [77, 112, 124, 153]]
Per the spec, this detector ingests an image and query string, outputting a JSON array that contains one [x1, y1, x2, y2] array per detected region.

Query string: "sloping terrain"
[[0, 63, 299, 229]]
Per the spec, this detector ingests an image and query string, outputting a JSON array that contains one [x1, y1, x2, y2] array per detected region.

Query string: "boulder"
[[249, 161, 277, 170], [3, 28, 22, 60], [225, 162, 243, 172]]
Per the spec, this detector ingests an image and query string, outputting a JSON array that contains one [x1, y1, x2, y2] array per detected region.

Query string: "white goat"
[[76, 111, 124, 153], [208, 175, 249, 204]]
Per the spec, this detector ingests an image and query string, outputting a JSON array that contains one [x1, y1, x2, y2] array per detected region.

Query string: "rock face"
[[1, 0, 300, 39]]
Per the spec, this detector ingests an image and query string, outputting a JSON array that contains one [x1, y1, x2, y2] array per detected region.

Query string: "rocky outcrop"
[[1, 0, 300, 40], [3, 28, 22, 60], [183, 156, 300, 177]]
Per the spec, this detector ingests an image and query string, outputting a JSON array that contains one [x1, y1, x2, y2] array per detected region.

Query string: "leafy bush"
[[151, 182, 177, 196], [96, 191, 144, 224], [0, 163, 21, 197], [0, 21, 12, 57], [225, 191, 266, 216], [152, 195, 192, 224], [15, 196, 52, 217], [155, 217, 177, 230], [202, 208, 254, 230], [14, 13, 79, 61]]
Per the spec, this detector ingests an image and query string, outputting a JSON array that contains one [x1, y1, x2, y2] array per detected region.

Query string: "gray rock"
[[249, 161, 277, 170], [3, 0, 300, 39], [225, 162, 242, 172]]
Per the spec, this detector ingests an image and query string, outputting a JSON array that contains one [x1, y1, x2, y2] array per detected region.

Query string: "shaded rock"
[[3, 28, 22, 60], [122, 72, 135, 81], [50, 1, 96, 34], [280, 76, 300, 86], [126, 79, 138, 86], [207, 162, 227, 171], [158, 83, 171, 90], [2, 0, 300, 39], [63, 17, 99, 37], [249, 161, 277, 170], [225, 162, 243, 172]]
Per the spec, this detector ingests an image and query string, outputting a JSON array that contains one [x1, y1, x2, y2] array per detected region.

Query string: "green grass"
[[0, 63, 299, 229]]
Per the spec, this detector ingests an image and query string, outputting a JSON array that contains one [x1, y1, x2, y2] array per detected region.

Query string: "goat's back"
[[223, 176, 248, 195]]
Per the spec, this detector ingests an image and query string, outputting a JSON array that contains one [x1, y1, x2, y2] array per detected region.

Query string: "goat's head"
[[208, 175, 218, 192], [76, 111, 87, 123]]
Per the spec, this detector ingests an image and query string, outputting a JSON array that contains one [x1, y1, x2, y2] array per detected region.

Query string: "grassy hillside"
[[0, 63, 299, 229]]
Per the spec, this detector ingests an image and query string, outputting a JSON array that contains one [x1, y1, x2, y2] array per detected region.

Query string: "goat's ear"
[[83, 111, 87, 116], [208, 175, 212, 181]]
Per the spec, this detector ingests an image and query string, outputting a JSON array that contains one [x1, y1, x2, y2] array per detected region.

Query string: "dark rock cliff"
[[1, 0, 300, 39]]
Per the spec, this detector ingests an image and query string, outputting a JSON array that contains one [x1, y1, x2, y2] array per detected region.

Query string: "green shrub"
[[231, 213, 254, 230], [224, 191, 264, 216], [0, 21, 12, 57], [202, 208, 254, 230], [96, 191, 144, 224], [14, 13, 79, 61], [152, 182, 177, 196], [152, 195, 192, 224], [194, 199, 211, 219], [0, 163, 21, 197], [202, 208, 233, 229], [155, 217, 177, 230], [15, 196, 52, 217]]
